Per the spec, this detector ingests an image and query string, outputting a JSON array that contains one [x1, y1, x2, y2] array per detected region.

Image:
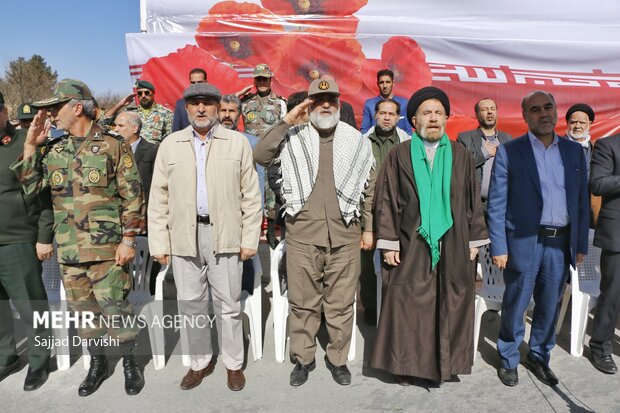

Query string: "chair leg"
[[249, 288, 262, 360], [143, 305, 166, 370], [473, 296, 488, 363]]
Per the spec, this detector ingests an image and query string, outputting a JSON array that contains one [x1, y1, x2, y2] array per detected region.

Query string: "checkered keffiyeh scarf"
[[278, 121, 375, 224]]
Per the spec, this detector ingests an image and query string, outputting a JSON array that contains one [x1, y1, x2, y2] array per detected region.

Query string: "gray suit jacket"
[[456, 128, 512, 186]]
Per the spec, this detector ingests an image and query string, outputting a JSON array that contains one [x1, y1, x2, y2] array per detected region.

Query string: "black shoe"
[[498, 368, 518, 386], [78, 355, 110, 397], [324, 355, 351, 386], [590, 353, 618, 374], [290, 359, 315, 386], [123, 355, 145, 395], [266, 219, 279, 249], [0, 359, 20, 382], [23, 366, 49, 391], [525, 354, 558, 386]]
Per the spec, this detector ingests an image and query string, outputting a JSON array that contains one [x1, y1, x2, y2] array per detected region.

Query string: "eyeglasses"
[[136, 91, 152, 96]]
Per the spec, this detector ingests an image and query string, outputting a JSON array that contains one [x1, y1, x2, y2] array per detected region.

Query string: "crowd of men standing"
[[0, 63, 618, 399]]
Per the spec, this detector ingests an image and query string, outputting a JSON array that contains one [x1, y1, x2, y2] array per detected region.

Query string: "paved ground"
[[2, 244, 620, 413]]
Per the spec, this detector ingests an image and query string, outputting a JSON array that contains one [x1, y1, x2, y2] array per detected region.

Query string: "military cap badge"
[[318, 81, 330, 90]]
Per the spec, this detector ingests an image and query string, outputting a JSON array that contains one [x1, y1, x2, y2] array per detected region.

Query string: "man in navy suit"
[[487, 91, 589, 387]]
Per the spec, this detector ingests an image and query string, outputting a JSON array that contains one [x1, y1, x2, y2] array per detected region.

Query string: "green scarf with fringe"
[[410, 132, 453, 269]]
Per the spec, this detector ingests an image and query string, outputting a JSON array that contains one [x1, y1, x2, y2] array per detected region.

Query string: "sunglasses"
[[137, 90, 152, 96]]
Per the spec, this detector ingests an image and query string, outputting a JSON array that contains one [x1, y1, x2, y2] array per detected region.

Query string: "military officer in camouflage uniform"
[[11, 79, 146, 397], [106, 80, 173, 145], [238, 64, 286, 248]]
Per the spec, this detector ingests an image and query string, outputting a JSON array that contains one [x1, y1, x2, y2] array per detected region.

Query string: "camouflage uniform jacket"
[[137, 103, 173, 144], [10, 123, 145, 264], [241, 91, 286, 137]]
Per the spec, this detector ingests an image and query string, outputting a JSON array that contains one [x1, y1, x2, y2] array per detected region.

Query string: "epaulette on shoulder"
[[103, 129, 123, 140]]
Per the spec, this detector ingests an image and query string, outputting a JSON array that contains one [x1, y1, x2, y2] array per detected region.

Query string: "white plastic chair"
[[181, 254, 263, 366], [83, 236, 168, 370], [473, 246, 535, 361], [556, 230, 601, 356], [271, 240, 356, 363]]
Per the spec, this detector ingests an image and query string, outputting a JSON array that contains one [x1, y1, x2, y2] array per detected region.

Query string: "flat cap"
[[135, 79, 155, 91], [17, 103, 35, 120], [253, 63, 273, 78], [33, 79, 93, 108], [183, 83, 222, 102], [407, 86, 450, 126], [565, 103, 594, 122], [308, 78, 340, 97]]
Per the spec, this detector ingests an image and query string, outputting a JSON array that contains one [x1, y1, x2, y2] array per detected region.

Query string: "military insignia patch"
[[1, 136, 11, 146], [91, 145, 100, 153], [121, 142, 129, 153], [88, 169, 100, 184], [54, 146, 64, 153], [318, 81, 330, 90], [122, 154, 134, 169], [51, 170, 63, 186], [247, 112, 256, 121]]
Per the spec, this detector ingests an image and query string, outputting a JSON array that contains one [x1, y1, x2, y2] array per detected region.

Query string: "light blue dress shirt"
[[527, 132, 569, 227], [194, 128, 215, 216]]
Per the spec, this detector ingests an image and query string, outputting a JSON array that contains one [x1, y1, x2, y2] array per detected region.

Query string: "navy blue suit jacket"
[[487, 133, 589, 272]]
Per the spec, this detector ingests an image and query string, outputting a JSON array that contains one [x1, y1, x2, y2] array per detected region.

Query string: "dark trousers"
[[359, 248, 376, 313], [497, 233, 569, 369], [589, 250, 620, 356], [0, 243, 51, 370]]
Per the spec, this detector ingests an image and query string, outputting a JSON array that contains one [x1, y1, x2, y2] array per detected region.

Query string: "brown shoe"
[[180, 361, 216, 390], [226, 368, 245, 391]]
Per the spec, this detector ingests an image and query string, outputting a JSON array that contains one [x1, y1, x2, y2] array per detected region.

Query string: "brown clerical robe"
[[370, 140, 488, 382]]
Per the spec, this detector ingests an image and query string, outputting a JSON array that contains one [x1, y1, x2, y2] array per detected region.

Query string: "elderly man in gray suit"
[[457, 98, 511, 207]]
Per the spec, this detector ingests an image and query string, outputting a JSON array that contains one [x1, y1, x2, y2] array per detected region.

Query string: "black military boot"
[[266, 218, 279, 249], [78, 355, 109, 397], [122, 355, 145, 395]]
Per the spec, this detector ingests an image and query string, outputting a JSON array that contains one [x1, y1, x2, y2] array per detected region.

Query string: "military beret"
[[17, 103, 35, 120], [33, 79, 93, 108], [406, 86, 450, 126], [308, 78, 340, 97], [253, 63, 273, 78], [565, 103, 594, 122], [135, 79, 155, 91], [183, 83, 222, 102]]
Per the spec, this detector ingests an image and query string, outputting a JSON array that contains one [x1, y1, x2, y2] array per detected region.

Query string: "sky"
[[1, 0, 141, 96]]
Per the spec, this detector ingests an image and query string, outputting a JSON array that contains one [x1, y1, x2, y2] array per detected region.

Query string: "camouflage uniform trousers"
[[61, 260, 139, 344]]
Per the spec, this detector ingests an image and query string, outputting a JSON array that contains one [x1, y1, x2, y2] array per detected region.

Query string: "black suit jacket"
[[456, 128, 512, 186], [591, 134, 620, 251], [134, 138, 158, 207], [339, 101, 357, 129]]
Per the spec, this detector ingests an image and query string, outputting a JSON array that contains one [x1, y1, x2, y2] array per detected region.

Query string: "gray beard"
[[191, 115, 217, 131], [376, 124, 396, 135], [310, 109, 340, 131], [418, 125, 445, 142]]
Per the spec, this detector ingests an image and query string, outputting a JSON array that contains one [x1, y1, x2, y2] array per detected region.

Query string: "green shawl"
[[410, 132, 453, 269]]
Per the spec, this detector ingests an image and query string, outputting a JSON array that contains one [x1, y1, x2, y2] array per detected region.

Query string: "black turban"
[[406, 86, 450, 127], [565, 103, 594, 122]]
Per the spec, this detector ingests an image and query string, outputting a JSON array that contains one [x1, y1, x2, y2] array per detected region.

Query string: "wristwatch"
[[121, 238, 137, 249]]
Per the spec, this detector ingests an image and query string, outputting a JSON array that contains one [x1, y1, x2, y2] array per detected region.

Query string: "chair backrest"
[[479, 245, 506, 301], [127, 236, 153, 294], [41, 241, 63, 302], [576, 229, 601, 296]]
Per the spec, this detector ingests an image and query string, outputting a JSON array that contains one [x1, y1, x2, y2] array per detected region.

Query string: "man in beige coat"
[[148, 83, 262, 391]]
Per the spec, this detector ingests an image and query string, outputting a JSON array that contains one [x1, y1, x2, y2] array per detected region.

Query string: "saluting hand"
[[283, 98, 312, 125]]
